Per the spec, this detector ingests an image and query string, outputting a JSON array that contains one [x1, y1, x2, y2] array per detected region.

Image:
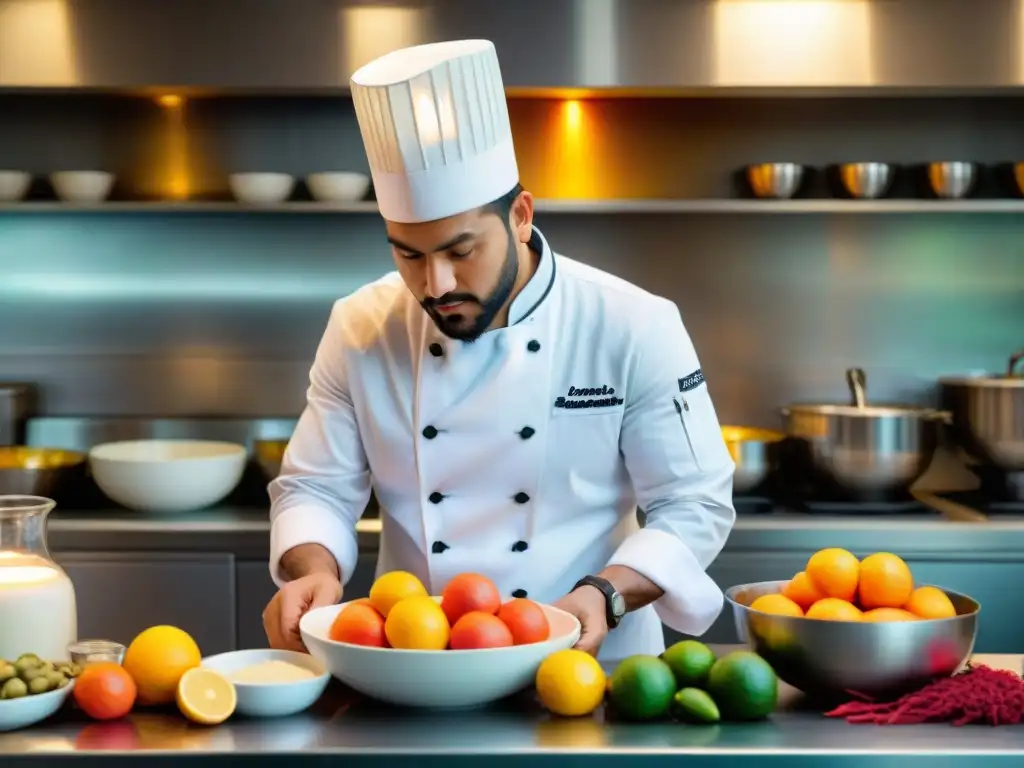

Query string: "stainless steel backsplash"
[[1, 211, 1020, 428]]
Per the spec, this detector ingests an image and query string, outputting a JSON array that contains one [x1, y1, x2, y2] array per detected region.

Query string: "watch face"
[[611, 592, 626, 618]]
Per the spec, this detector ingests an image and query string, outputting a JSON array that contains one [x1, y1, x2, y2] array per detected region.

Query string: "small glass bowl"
[[68, 639, 126, 667]]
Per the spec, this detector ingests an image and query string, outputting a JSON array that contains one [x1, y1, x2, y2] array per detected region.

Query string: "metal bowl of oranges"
[[725, 550, 980, 700], [299, 571, 582, 708]]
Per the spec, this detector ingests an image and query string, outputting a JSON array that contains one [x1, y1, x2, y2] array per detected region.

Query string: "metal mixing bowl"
[[0, 447, 86, 496], [838, 162, 893, 199], [726, 580, 980, 700], [722, 426, 785, 495], [746, 163, 804, 199], [927, 161, 977, 199], [254, 438, 289, 481]]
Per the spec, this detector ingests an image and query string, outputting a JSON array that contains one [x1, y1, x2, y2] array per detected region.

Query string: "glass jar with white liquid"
[[0, 496, 77, 662]]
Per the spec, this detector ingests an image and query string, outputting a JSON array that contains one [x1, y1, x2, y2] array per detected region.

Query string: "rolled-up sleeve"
[[268, 300, 372, 588], [607, 299, 736, 637]]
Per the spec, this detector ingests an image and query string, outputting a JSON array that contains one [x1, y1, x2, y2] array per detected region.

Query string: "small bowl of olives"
[[0, 653, 81, 732]]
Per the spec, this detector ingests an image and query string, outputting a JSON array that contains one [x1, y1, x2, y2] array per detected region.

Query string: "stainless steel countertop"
[[45, 506, 1024, 560], [0, 645, 1021, 766]]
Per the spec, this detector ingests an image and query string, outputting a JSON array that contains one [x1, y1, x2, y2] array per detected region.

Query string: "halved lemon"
[[175, 668, 237, 725]]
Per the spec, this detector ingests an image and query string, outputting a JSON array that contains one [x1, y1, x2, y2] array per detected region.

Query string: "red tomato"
[[440, 573, 501, 625], [73, 662, 137, 721], [497, 598, 550, 645], [449, 611, 515, 650], [329, 602, 389, 647]]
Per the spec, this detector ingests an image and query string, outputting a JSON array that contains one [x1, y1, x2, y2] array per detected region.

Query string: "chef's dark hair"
[[480, 182, 525, 231]]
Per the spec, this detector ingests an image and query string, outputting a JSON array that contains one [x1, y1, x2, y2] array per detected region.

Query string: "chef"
[[263, 39, 736, 662]]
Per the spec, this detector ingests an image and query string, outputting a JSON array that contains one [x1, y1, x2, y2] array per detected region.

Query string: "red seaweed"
[[824, 665, 1024, 726]]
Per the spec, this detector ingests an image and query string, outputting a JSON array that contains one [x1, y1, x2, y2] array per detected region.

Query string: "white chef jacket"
[[268, 227, 736, 662]]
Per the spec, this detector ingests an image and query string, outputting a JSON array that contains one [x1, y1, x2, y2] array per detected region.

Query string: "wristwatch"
[[573, 575, 627, 629]]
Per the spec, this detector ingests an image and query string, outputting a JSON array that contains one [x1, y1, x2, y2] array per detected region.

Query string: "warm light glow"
[[0, 553, 60, 587], [549, 100, 597, 199], [340, 5, 428, 77], [0, 0, 77, 85], [157, 94, 184, 109], [712, 0, 874, 87]]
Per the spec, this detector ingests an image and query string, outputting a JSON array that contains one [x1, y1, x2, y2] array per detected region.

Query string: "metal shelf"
[[3, 199, 1024, 214]]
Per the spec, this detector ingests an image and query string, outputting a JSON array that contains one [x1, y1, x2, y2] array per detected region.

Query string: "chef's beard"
[[421, 230, 519, 342]]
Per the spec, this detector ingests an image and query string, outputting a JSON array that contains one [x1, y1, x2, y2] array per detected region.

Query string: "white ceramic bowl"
[[306, 172, 370, 203], [201, 649, 329, 718], [0, 681, 74, 732], [228, 173, 295, 205], [50, 171, 115, 203], [0, 171, 31, 202], [300, 599, 581, 709], [88, 439, 247, 513]]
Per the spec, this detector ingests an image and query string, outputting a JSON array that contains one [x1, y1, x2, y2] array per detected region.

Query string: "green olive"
[[56, 676, 70, 689], [1, 677, 27, 699], [67, 663, 82, 678], [28, 676, 52, 695], [0, 664, 15, 683], [18, 666, 46, 683], [13, 657, 39, 675]]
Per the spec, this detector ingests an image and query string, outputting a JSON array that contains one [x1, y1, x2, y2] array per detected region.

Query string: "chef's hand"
[[263, 573, 342, 652], [553, 585, 609, 657]]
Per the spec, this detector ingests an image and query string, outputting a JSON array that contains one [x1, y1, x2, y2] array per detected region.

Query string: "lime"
[[672, 687, 721, 724], [607, 655, 677, 721], [705, 650, 778, 721], [661, 640, 716, 688]]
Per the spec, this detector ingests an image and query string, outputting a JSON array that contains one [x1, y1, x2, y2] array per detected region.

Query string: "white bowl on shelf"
[[0, 171, 32, 202], [50, 171, 115, 203], [306, 172, 370, 203], [88, 439, 247, 513], [228, 173, 296, 205], [201, 649, 330, 718], [0, 682, 75, 732], [300, 598, 581, 709]]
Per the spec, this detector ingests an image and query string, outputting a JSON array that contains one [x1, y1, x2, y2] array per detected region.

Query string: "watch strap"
[[573, 575, 624, 628]]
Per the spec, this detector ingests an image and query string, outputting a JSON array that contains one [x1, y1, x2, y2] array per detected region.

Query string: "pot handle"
[[1009, 350, 1024, 376], [846, 367, 867, 408]]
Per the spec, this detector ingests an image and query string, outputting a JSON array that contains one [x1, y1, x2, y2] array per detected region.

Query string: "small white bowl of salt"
[[200, 649, 330, 718]]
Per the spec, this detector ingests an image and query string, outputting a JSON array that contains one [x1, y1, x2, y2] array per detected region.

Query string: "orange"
[[749, 593, 804, 617], [806, 548, 860, 601], [805, 598, 863, 622], [329, 601, 389, 647], [535, 649, 607, 717], [858, 552, 914, 610], [441, 573, 502, 625], [497, 598, 551, 645], [73, 662, 137, 721], [863, 607, 919, 622], [449, 611, 515, 650], [384, 595, 451, 650], [904, 586, 957, 620], [369, 571, 428, 618], [122, 625, 202, 706], [782, 572, 826, 611], [176, 668, 237, 725]]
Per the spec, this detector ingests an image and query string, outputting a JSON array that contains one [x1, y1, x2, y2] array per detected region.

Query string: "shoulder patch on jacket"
[[678, 369, 705, 392]]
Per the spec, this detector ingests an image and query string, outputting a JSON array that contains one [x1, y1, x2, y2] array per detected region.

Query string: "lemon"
[[176, 668, 237, 726], [123, 625, 202, 706], [535, 649, 607, 717], [369, 571, 428, 618], [384, 595, 450, 650]]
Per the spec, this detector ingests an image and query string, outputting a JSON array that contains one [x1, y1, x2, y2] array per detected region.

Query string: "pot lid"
[[938, 350, 1024, 388]]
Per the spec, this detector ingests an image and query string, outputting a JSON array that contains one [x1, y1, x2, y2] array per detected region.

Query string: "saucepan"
[[781, 368, 950, 499], [721, 426, 785, 495], [938, 349, 1024, 476]]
